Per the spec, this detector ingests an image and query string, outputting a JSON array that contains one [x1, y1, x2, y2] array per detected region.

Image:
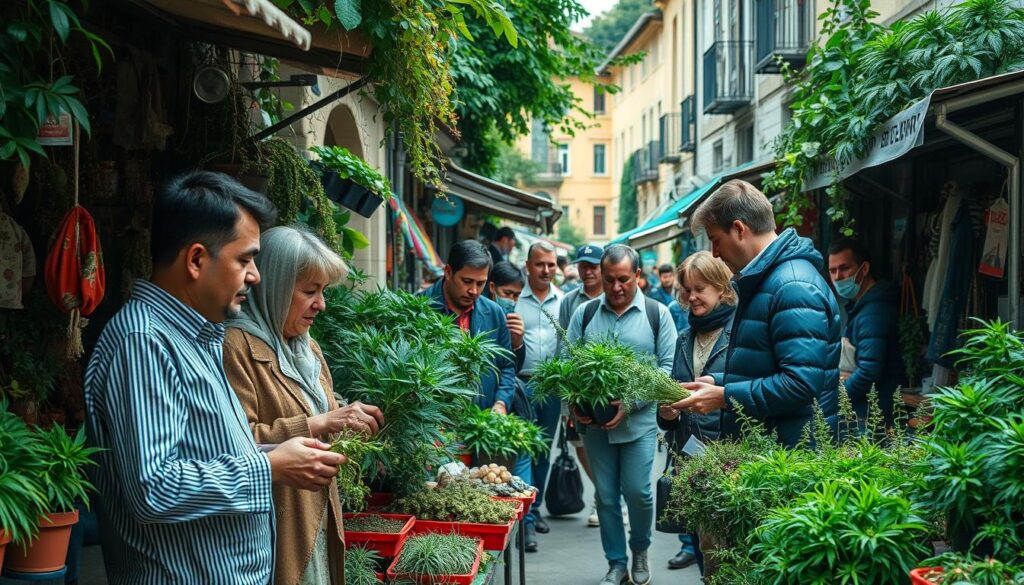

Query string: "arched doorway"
[[324, 104, 364, 157]]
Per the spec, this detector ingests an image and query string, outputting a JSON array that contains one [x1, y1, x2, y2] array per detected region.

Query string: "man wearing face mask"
[[828, 238, 902, 425]]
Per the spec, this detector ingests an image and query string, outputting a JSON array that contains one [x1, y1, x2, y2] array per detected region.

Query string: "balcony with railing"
[[532, 156, 564, 185], [756, 0, 813, 73], [703, 41, 755, 115], [680, 96, 696, 152], [631, 142, 660, 186], [659, 113, 682, 163]]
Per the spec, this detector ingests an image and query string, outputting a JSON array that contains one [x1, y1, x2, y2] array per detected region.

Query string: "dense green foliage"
[[344, 546, 384, 585], [331, 430, 384, 512], [581, 0, 651, 54], [919, 320, 1024, 562], [765, 0, 1024, 234], [311, 145, 392, 199], [312, 286, 507, 495], [0, 1, 111, 167], [451, 404, 548, 459], [387, 482, 518, 524], [33, 425, 100, 514], [344, 514, 409, 533], [392, 533, 481, 577], [0, 403, 46, 545], [617, 156, 638, 232]]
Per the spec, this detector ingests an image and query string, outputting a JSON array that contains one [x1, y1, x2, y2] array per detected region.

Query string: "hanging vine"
[[764, 0, 1024, 235]]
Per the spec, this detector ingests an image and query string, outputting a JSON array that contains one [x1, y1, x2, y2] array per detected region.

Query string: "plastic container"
[[343, 513, 415, 558], [910, 568, 942, 585], [411, 501, 521, 550], [387, 538, 483, 585], [493, 494, 535, 521]]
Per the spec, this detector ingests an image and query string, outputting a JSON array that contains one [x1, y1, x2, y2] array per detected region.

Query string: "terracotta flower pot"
[[910, 567, 943, 584], [0, 529, 11, 570], [5, 510, 79, 573]]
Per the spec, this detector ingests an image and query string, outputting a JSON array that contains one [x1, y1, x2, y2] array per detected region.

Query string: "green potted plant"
[[386, 533, 484, 585], [6, 424, 99, 573], [387, 483, 520, 550], [911, 553, 1024, 584], [310, 145, 392, 217], [0, 404, 46, 570], [450, 404, 548, 470]]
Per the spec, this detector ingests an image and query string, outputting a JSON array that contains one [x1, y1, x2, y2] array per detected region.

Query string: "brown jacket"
[[223, 328, 344, 585]]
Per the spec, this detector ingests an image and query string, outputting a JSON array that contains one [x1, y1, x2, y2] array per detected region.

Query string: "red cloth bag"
[[45, 205, 105, 315]]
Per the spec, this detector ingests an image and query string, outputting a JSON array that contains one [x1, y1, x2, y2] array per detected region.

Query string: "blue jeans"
[[582, 427, 657, 567], [529, 393, 561, 523], [513, 453, 535, 526]]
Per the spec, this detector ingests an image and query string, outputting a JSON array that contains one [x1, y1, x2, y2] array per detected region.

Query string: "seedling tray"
[[386, 538, 483, 585], [410, 500, 521, 551], [343, 513, 415, 558]]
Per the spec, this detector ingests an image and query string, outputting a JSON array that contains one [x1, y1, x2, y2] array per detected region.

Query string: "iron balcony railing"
[[755, 0, 813, 73], [631, 144, 660, 185], [680, 96, 696, 152], [532, 156, 564, 184], [659, 113, 682, 162], [703, 40, 755, 115]]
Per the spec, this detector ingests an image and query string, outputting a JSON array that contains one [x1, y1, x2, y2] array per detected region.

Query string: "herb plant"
[[344, 545, 383, 585], [345, 515, 409, 534], [392, 533, 481, 578], [332, 431, 384, 512], [386, 483, 518, 525], [451, 405, 548, 460], [921, 553, 1024, 584], [0, 403, 46, 545], [312, 287, 507, 495], [31, 425, 100, 514], [311, 145, 392, 199]]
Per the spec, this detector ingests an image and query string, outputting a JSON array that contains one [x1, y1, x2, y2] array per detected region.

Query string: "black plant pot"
[[321, 173, 383, 218], [579, 402, 619, 426]]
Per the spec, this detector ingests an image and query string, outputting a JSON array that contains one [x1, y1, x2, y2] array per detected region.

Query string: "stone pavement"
[[514, 443, 703, 585]]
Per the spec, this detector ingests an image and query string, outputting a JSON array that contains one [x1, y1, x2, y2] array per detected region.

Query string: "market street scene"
[[0, 0, 1022, 584]]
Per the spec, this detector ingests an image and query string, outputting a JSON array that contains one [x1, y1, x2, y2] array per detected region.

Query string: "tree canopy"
[[582, 0, 652, 54]]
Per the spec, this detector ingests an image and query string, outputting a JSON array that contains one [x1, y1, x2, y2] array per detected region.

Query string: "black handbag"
[[656, 452, 688, 533], [544, 420, 585, 516]]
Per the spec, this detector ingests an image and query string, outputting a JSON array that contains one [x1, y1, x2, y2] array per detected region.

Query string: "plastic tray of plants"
[[343, 513, 416, 558], [387, 483, 521, 551], [386, 533, 484, 585]]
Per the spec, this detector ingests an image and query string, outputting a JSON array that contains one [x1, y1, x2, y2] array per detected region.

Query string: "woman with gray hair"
[[223, 225, 384, 585]]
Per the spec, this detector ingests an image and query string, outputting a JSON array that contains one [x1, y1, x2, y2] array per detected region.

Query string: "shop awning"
[[511, 228, 575, 254], [442, 164, 562, 233], [389, 197, 445, 276], [608, 160, 767, 249], [133, 0, 372, 75]]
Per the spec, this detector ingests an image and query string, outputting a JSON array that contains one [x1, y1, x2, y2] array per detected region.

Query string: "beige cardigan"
[[223, 328, 344, 585]]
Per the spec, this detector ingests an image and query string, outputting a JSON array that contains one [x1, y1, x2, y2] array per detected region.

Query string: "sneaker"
[[631, 550, 651, 585], [524, 523, 538, 552], [587, 506, 600, 527], [622, 503, 629, 526], [598, 564, 628, 585]]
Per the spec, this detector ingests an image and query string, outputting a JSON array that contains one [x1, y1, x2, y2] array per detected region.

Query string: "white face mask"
[[834, 263, 865, 300]]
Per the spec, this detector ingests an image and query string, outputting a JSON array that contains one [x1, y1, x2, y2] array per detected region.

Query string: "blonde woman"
[[658, 251, 736, 575]]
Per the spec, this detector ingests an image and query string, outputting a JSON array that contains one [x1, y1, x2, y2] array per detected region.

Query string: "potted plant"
[[310, 145, 392, 218], [387, 482, 520, 550], [6, 424, 99, 573], [344, 545, 386, 585], [0, 404, 47, 570], [911, 553, 1024, 584], [386, 533, 484, 585], [451, 404, 548, 470]]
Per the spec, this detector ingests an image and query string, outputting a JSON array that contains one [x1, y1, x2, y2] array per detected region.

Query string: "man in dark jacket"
[[673, 180, 841, 447], [421, 240, 516, 411], [828, 238, 903, 423]]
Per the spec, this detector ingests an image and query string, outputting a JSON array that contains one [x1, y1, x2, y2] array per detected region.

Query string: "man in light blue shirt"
[[85, 172, 346, 584], [514, 242, 563, 550], [566, 244, 677, 585]]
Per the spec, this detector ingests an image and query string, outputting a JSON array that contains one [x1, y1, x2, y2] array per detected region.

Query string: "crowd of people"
[[82, 172, 903, 585]]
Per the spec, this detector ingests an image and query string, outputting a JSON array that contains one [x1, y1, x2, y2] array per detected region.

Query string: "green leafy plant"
[[764, 0, 1024, 234], [312, 286, 508, 495], [0, 402, 46, 545], [918, 320, 1024, 561], [331, 430, 384, 512], [386, 482, 518, 525], [31, 425, 100, 514], [391, 533, 481, 578], [920, 553, 1024, 584], [899, 313, 928, 385], [0, 1, 112, 166], [311, 145, 392, 199], [751, 479, 930, 584], [344, 545, 384, 585], [451, 404, 547, 460]]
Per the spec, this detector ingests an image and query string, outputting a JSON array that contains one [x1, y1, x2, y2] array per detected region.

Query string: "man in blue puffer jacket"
[[673, 180, 841, 446], [828, 238, 904, 424]]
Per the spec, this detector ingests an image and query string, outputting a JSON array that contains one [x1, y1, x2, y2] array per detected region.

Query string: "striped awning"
[[389, 197, 444, 276]]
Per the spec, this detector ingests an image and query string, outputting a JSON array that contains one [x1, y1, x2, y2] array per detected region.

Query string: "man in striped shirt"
[[85, 172, 346, 584]]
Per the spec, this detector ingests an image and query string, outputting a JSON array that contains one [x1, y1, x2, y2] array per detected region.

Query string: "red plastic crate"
[[493, 493, 536, 521], [411, 500, 521, 551], [910, 568, 942, 585], [387, 538, 483, 585], [343, 513, 415, 558]]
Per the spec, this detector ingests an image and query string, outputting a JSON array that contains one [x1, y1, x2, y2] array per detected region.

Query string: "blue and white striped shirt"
[[84, 280, 274, 584]]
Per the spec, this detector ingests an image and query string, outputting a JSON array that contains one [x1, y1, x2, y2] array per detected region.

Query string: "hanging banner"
[[803, 96, 930, 191], [979, 197, 1009, 278]]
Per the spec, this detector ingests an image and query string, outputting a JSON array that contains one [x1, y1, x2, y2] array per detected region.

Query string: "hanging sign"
[[803, 96, 930, 191], [37, 110, 74, 146], [431, 194, 465, 227], [979, 198, 1009, 278]]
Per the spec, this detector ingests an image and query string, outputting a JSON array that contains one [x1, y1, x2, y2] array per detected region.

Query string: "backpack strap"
[[644, 296, 661, 346], [580, 299, 601, 338]]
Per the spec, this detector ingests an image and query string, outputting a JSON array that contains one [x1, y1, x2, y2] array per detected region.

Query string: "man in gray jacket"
[[567, 245, 677, 585]]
